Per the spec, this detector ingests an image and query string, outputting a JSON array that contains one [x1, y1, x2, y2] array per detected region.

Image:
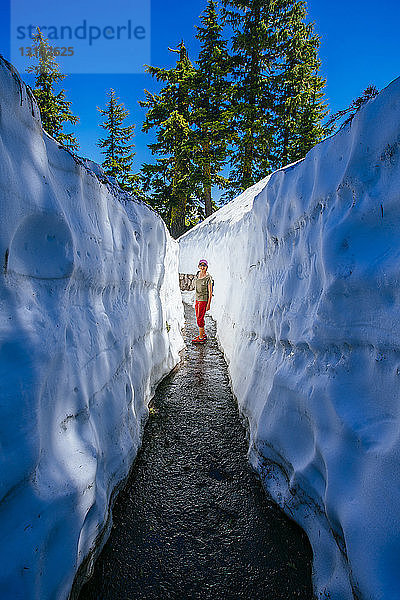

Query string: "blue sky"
[[0, 0, 399, 174]]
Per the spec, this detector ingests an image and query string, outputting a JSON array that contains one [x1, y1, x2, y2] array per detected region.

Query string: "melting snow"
[[0, 57, 184, 599], [180, 76, 400, 600]]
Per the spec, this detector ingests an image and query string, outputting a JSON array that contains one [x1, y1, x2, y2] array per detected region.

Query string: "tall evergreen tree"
[[273, 0, 327, 167], [325, 84, 379, 133], [140, 42, 197, 238], [27, 28, 79, 152], [192, 0, 233, 217], [222, 0, 327, 192], [97, 89, 137, 192], [222, 0, 277, 194]]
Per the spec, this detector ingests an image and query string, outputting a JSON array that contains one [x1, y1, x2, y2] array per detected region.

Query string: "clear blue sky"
[[0, 0, 399, 174]]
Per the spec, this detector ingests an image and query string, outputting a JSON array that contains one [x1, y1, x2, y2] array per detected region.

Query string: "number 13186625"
[[19, 46, 74, 57]]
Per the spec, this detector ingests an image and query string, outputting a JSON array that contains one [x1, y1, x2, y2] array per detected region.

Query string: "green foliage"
[[326, 85, 379, 133], [140, 42, 198, 238], [273, 1, 328, 166], [27, 28, 79, 152], [222, 0, 328, 195], [97, 89, 139, 193], [192, 0, 234, 216], [222, 0, 278, 195], [140, 3, 234, 232], [141, 0, 329, 223]]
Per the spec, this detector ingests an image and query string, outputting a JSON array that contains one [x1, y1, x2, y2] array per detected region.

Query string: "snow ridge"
[[179, 76, 400, 600], [0, 57, 184, 599]]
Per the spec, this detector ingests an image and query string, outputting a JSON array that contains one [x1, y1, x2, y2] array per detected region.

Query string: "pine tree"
[[222, 0, 277, 195], [192, 0, 233, 217], [273, 0, 328, 168], [97, 89, 137, 193], [325, 85, 379, 133], [222, 0, 328, 192], [27, 28, 79, 152], [140, 42, 197, 238]]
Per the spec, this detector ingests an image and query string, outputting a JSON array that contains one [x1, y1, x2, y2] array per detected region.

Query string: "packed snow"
[[0, 57, 183, 599], [180, 77, 400, 600]]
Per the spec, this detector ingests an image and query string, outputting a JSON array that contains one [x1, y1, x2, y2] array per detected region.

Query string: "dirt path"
[[78, 303, 314, 599]]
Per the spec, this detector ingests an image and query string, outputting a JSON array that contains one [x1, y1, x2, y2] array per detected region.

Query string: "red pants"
[[195, 301, 207, 328]]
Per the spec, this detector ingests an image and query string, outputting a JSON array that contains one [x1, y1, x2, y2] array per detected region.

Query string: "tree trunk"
[[282, 125, 289, 167], [242, 133, 254, 189], [204, 186, 212, 217], [170, 196, 186, 239], [202, 136, 213, 218], [242, 3, 260, 190]]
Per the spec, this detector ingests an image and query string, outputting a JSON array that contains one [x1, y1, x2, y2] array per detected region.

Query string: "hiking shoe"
[[192, 336, 206, 344]]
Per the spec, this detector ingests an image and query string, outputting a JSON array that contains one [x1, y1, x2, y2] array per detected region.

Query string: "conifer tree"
[[273, 0, 327, 167], [222, 0, 327, 191], [192, 0, 233, 217], [325, 84, 379, 133], [27, 28, 79, 152], [140, 42, 197, 238], [222, 0, 277, 194], [97, 89, 137, 193]]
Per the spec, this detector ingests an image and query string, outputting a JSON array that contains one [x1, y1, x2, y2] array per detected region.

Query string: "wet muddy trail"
[[78, 303, 314, 599]]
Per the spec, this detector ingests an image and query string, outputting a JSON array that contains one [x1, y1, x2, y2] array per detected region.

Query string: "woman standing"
[[192, 259, 213, 344]]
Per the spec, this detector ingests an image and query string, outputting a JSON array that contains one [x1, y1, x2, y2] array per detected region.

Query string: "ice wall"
[[179, 78, 400, 600], [0, 57, 184, 599]]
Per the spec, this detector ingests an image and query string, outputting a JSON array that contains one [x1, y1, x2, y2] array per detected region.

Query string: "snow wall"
[[179, 77, 400, 600], [0, 57, 184, 600]]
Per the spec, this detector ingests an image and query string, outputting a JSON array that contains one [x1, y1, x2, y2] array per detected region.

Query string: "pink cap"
[[198, 259, 208, 266]]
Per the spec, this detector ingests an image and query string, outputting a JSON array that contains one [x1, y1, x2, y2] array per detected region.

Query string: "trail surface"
[[78, 303, 314, 599]]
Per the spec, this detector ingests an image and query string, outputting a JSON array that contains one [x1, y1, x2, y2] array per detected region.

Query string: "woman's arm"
[[206, 280, 212, 311]]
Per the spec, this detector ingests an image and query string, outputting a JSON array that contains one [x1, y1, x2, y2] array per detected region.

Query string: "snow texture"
[[180, 77, 400, 600], [0, 57, 184, 599]]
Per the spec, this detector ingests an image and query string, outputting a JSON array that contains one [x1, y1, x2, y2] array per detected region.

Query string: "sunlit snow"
[[180, 76, 400, 600], [0, 57, 184, 600]]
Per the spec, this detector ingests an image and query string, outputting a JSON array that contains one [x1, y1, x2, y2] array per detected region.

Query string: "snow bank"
[[179, 78, 400, 600], [0, 57, 183, 599]]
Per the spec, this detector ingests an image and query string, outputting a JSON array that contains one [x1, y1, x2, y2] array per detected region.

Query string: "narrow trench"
[[78, 303, 314, 599]]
